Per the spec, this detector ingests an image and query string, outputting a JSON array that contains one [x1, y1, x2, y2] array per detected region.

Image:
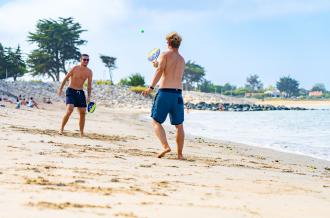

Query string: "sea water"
[[144, 108, 330, 161], [182, 109, 330, 161]]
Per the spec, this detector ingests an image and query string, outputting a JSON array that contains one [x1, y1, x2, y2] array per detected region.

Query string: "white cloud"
[[0, 0, 329, 85], [213, 0, 330, 22]]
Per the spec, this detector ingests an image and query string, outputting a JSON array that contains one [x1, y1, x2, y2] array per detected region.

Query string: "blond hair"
[[166, 32, 182, 48]]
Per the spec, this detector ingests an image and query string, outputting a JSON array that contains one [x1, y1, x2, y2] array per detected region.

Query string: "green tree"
[[246, 74, 263, 92], [0, 43, 6, 79], [198, 79, 216, 93], [100, 55, 117, 83], [276, 76, 299, 97], [27, 50, 55, 81], [183, 60, 205, 90], [5, 46, 27, 81], [311, 83, 326, 92], [233, 87, 250, 97], [27, 17, 86, 81], [221, 83, 237, 95], [0, 45, 27, 80]]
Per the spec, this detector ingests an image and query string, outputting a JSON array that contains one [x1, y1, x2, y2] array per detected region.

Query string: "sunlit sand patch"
[[114, 212, 138, 218], [24, 177, 167, 196], [9, 126, 137, 142], [27, 201, 111, 210]]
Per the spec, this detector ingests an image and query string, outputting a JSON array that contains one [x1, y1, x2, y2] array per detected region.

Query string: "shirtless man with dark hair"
[[57, 54, 93, 137], [143, 32, 186, 159]]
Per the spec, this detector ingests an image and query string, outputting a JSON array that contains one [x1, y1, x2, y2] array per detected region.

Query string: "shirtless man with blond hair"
[[143, 32, 185, 159], [57, 54, 93, 137]]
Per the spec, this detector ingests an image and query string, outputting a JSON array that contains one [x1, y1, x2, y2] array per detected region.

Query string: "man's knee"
[[66, 107, 74, 114], [79, 110, 86, 116], [175, 124, 184, 130], [152, 119, 162, 127]]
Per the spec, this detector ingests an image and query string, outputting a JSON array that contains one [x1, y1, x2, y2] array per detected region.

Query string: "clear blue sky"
[[0, 0, 329, 89]]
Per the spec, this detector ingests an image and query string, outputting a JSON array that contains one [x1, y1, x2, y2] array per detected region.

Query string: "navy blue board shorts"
[[151, 88, 184, 125], [66, 87, 87, 108]]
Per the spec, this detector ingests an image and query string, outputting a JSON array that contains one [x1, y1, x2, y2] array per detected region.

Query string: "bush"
[[130, 86, 146, 93], [118, 73, 145, 87], [118, 78, 129, 86], [95, 80, 112, 85], [130, 86, 154, 97], [128, 73, 145, 86]]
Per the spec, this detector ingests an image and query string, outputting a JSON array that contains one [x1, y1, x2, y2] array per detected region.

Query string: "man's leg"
[[77, 107, 86, 137], [175, 124, 185, 159], [59, 104, 74, 134], [152, 119, 171, 158]]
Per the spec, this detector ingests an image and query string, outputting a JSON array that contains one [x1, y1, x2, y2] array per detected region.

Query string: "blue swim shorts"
[[151, 88, 184, 125], [66, 87, 87, 108]]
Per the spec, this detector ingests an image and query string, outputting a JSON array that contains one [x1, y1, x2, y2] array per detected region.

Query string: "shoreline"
[[0, 103, 329, 218]]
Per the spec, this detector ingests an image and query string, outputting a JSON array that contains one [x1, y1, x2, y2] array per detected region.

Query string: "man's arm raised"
[[142, 53, 166, 96]]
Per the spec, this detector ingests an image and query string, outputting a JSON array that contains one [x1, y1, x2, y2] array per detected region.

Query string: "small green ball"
[[140, 29, 144, 33]]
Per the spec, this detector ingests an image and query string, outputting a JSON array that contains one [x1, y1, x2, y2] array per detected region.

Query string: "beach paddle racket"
[[87, 101, 96, 113], [147, 48, 160, 62]]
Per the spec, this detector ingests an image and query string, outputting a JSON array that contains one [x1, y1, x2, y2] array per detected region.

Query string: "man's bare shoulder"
[[86, 67, 93, 75], [71, 65, 79, 71], [162, 51, 171, 57]]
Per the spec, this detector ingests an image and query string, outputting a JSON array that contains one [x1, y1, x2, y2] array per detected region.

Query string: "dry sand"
[[0, 102, 329, 218]]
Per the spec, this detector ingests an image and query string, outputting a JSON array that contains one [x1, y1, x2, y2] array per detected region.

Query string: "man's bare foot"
[[58, 130, 63, 135], [80, 133, 85, 137], [178, 155, 185, 160], [158, 148, 171, 158]]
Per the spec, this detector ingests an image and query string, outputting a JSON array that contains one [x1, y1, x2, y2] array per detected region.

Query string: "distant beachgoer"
[[57, 54, 93, 137], [142, 32, 186, 160], [43, 97, 52, 104], [16, 98, 21, 109], [27, 97, 39, 109]]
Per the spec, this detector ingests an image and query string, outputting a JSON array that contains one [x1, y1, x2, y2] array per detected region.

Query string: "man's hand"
[[86, 96, 90, 103], [57, 89, 63, 96], [142, 87, 152, 97], [152, 60, 159, 68]]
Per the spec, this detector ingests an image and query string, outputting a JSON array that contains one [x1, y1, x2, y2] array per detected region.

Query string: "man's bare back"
[[158, 50, 185, 89]]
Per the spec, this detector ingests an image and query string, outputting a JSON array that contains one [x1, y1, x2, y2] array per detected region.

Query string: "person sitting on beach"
[[57, 53, 93, 137], [142, 32, 186, 160], [27, 97, 39, 109], [15, 97, 21, 109]]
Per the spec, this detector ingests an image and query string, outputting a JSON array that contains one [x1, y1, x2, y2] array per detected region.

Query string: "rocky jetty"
[[185, 102, 309, 112]]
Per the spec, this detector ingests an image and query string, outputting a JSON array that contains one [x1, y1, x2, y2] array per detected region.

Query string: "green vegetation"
[[119, 73, 145, 87], [183, 60, 205, 90], [27, 17, 86, 81], [95, 80, 112, 85], [276, 76, 299, 97], [100, 55, 116, 83], [0, 43, 27, 80]]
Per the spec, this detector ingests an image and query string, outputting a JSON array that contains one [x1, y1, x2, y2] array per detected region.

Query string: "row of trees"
[[0, 44, 27, 80], [182, 61, 328, 98], [0, 17, 117, 83]]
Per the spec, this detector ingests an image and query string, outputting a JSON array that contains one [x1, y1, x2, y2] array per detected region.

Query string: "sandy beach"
[[0, 102, 329, 218]]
